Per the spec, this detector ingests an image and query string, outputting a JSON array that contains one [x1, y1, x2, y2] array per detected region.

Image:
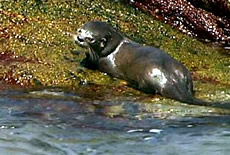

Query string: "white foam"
[[29, 89, 64, 96], [127, 129, 144, 133], [149, 129, 163, 134]]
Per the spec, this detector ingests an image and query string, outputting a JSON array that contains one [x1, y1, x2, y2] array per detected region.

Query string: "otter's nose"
[[77, 29, 82, 33]]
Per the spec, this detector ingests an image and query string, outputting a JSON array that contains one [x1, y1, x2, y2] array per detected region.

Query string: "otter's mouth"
[[74, 28, 95, 47], [73, 34, 88, 47], [76, 36, 84, 43]]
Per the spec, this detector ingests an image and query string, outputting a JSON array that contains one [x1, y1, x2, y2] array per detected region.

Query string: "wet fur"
[[75, 21, 230, 109]]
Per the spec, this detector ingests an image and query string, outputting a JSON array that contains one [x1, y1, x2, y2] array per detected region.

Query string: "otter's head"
[[74, 21, 124, 63]]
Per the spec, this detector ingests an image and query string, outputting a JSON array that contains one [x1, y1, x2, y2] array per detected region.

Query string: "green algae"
[[0, 0, 230, 116]]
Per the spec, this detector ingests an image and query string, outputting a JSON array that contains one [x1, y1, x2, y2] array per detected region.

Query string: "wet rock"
[[0, 0, 229, 108], [188, 0, 230, 18], [125, 0, 230, 45]]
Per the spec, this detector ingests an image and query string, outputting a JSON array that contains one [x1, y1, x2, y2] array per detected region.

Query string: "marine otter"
[[74, 21, 229, 108]]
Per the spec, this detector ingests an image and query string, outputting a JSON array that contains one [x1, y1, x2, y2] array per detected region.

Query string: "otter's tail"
[[165, 79, 230, 109], [178, 93, 230, 109]]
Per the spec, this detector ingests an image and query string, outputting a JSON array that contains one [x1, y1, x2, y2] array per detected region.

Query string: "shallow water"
[[0, 88, 230, 155]]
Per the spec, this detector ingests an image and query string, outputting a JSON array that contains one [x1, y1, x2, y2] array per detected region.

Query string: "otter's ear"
[[100, 38, 107, 48]]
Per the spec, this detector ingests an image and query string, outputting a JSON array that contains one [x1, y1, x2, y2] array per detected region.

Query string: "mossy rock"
[[0, 0, 230, 117]]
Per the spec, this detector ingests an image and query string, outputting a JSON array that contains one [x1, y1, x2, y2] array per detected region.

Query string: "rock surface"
[[0, 0, 230, 116], [126, 0, 230, 45]]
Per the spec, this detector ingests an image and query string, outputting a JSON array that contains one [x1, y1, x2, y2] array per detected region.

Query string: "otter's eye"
[[86, 37, 95, 43]]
